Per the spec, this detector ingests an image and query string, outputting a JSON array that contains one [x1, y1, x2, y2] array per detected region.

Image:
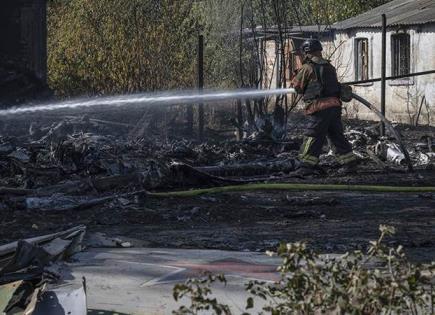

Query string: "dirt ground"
[[0, 105, 434, 262]]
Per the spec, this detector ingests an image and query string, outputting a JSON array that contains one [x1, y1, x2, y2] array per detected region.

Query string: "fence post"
[[198, 34, 205, 141]]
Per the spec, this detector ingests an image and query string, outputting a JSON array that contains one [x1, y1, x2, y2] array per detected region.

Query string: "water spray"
[[0, 88, 296, 116]]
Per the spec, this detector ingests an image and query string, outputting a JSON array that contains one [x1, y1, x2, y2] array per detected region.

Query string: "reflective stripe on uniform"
[[337, 151, 357, 164], [301, 137, 314, 157], [299, 137, 319, 165], [300, 155, 319, 165]]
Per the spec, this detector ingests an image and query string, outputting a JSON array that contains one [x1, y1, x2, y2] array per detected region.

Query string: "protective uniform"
[[291, 39, 357, 169]]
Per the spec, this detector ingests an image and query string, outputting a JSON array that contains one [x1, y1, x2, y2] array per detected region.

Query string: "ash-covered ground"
[[0, 105, 434, 261]]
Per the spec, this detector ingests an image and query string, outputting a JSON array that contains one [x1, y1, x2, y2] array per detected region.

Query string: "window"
[[391, 33, 410, 76], [355, 38, 369, 81]]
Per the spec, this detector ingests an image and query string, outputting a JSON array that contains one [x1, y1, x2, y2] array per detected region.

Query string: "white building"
[[330, 0, 435, 125], [261, 0, 435, 125]]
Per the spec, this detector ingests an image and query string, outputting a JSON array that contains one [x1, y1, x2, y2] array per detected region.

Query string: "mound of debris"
[[0, 226, 87, 315], [0, 115, 301, 213], [0, 111, 433, 216], [342, 123, 434, 169]]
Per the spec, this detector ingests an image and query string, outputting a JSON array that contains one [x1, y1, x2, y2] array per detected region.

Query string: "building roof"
[[241, 25, 331, 41], [333, 0, 435, 29]]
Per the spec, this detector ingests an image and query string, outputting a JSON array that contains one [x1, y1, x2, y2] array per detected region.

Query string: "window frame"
[[390, 32, 413, 86], [355, 37, 370, 82]]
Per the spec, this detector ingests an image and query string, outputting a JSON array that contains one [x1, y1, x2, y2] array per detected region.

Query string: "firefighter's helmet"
[[301, 39, 323, 53]]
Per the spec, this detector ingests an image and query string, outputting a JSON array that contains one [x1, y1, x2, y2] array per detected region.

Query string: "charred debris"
[[0, 110, 433, 214], [0, 107, 433, 314]]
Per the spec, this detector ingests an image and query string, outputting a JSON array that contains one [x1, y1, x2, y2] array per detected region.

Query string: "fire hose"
[[351, 93, 413, 172], [149, 183, 435, 197]]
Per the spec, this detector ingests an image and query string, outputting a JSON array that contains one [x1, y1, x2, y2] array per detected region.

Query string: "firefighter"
[[291, 38, 359, 175]]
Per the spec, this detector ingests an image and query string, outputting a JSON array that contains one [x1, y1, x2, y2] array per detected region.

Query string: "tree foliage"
[[47, 0, 392, 96], [48, 0, 199, 96]]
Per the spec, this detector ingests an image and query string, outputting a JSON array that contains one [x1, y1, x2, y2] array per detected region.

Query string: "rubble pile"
[[0, 113, 433, 215], [341, 124, 435, 168], [0, 110, 433, 266], [412, 135, 435, 166], [0, 115, 302, 213]]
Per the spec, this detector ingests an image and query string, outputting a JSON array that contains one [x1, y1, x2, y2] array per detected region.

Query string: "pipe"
[[351, 93, 413, 172], [380, 14, 387, 136], [149, 183, 435, 198], [343, 69, 435, 86]]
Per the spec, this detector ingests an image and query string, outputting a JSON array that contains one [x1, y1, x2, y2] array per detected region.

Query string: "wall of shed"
[[261, 38, 303, 111], [330, 25, 435, 125], [262, 40, 279, 90]]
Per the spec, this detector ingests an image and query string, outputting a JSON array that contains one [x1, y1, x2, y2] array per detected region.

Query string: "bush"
[[173, 225, 435, 314]]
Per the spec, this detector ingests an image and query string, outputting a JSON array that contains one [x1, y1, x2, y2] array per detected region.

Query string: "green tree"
[[48, 0, 200, 96]]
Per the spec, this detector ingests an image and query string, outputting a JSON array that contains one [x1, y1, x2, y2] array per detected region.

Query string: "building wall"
[[329, 25, 435, 125], [262, 38, 303, 89], [261, 38, 303, 111], [0, 0, 47, 82], [262, 40, 279, 90], [261, 25, 435, 125]]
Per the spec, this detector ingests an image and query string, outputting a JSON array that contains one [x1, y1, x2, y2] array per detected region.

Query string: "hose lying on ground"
[[149, 183, 435, 197], [351, 93, 413, 172]]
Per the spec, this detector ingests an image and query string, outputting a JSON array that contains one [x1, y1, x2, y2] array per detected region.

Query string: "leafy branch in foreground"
[[173, 273, 232, 315], [173, 225, 435, 315]]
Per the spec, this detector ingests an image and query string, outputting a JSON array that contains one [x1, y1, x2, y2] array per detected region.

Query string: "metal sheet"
[[32, 282, 87, 315], [333, 0, 435, 29], [0, 281, 22, 313]]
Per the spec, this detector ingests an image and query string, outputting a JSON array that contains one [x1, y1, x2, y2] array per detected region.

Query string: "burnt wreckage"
[[0, 25, 434, 310], [0, 100, 434, 313], [0, 1, 435, 313]]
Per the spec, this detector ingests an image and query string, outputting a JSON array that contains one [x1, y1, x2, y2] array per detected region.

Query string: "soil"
[[0, 105, 434, 262]]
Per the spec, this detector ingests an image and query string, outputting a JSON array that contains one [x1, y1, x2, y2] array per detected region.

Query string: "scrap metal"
[[0, 226, 87, 315]]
